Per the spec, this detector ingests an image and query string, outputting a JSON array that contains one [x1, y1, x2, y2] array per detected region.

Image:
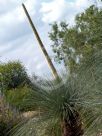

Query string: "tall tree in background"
[[49, 5, 102, 73]]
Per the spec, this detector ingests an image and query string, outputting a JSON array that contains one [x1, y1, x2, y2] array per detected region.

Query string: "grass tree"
[[10, 51, 102, 136]]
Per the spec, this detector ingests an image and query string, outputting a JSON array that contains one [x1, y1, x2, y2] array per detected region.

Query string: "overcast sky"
[[0, 0, 99, 77]]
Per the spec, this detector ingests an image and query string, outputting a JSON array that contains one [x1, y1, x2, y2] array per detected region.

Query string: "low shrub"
[[0, 96, 21, 136]]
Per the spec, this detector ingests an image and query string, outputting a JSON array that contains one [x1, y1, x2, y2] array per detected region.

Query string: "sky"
[[0, 0, 99, 77]]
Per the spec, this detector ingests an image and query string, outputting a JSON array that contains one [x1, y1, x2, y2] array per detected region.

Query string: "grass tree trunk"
[[22, 3, 59, 80], [61, 112, 83, 136]]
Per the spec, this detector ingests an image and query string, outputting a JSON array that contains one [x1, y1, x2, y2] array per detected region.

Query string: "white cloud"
[[40, 0, 93, 24], [40, 0, 67, 22], [0, 34, 51, 76], [0, 0, 22, 15]]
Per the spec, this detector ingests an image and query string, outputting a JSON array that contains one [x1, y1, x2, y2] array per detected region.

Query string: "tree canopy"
[[49, 5, 102, 73]]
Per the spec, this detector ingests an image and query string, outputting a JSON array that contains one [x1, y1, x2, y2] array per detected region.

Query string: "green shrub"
[[0, 61, 31, 92], [5, 86, 31, 111]]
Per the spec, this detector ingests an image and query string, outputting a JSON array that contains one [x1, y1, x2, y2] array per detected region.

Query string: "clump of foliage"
[[49, 5, 102, 73], [0, 61, 31, 92], [5, 86, 31, 111]]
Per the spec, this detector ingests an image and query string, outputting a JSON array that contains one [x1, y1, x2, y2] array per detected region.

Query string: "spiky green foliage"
[[9, 50, 102, 136]]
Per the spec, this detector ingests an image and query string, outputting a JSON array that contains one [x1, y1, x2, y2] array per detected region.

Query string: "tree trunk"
[[61, 112, 84, 136]]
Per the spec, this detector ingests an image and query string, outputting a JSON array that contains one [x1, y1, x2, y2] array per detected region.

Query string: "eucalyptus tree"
[[49, 5, 102, 74]]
